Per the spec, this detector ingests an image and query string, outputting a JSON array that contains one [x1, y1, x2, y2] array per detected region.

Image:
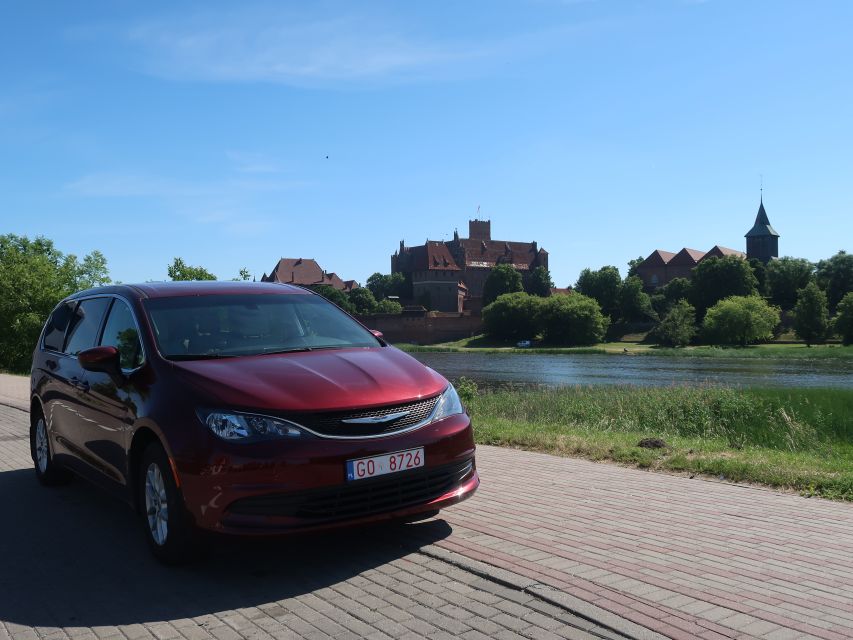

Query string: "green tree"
[[618, 276, 657, 322], [574, 266, 621, 319], [652, 300, 697, 347], [375, 298, 403, 314], [793, 282, 829, 346], [690, 256, 758, 315], [483, 264, 523, 306], [482, 292, 544, 341], [527, 266, 553, 297], [702, 296, 780, 346], [627, 256, 645, 278], [234, 267, 251, 281], [749, 258, 768, 296], [0, 235, 110, 373], [766, 257, 814, 310], [540, 293, 609, 346], [167, 257, 216, 281], [834, 292, 853, 345], [347, 287, 378, 315], [816, 250, 853, 310], [661, 277, 692, 305], [366, 272, 406, 300], [311, 285, 355, 313]]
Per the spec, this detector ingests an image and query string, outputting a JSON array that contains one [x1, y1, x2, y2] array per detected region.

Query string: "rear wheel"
[[138, 442, 198, 564], [31, 413, 71, 486]]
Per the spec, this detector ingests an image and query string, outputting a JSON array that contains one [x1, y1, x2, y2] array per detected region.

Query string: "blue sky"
[[2, 0, 851, 287]]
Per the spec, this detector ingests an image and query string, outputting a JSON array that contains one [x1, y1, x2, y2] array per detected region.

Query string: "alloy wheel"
[[35, 418, 49, 474], [145, 463, 169, 546]]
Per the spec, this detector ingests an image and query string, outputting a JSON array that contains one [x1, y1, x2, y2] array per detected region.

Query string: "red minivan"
[[30, 282, 478, 563]]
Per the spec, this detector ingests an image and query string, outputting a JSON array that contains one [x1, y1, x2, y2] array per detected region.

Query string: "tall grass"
[[465, 385, 853, 500]]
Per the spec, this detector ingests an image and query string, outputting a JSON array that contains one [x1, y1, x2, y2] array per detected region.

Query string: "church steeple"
[[745, 194, 780, 263]]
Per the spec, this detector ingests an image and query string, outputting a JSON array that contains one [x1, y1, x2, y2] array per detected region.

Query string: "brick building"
[[391, 219, 549, 313], [635, 197, 778, 290], [261, 258, 358, 292]]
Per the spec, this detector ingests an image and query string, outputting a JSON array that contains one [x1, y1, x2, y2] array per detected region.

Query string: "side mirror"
[[370, 329, 384, 339], [78, 346, 123, 381]]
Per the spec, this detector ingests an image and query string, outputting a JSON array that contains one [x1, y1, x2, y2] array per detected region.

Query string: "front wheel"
[[139, 442, 198, 564], [31, 414, 71, 486]]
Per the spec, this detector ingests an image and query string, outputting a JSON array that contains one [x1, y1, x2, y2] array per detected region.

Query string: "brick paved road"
[[3, 376, 853, 640], [435, 447, 853, 640], [0, 403, 639, 640]]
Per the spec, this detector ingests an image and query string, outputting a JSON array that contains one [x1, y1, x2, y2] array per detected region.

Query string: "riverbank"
[[397, 336, 853, 359], [465, 384, 853, 500]]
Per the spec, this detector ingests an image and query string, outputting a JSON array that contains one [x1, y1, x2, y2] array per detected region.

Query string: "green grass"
[[464, 385, 853, 500], [395, 335, 853, 359]]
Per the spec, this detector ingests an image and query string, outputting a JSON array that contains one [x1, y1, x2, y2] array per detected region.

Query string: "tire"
[[31, 412, 71, 486], [138, 442, 199, 564]]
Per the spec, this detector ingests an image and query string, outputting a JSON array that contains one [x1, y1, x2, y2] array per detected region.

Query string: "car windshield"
[[144, 293, 380, 359]]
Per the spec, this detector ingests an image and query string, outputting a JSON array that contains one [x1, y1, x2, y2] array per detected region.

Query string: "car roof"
[[68, 281, 310, 300]]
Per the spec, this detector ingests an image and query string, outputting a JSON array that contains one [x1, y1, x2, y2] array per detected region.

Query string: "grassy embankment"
[[396, 335, 853, 359], [465, 384, 853, 500]]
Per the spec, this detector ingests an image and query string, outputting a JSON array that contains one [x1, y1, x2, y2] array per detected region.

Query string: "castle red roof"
[[669, 248, 707, 266], [639, 249, 676, 267], [701, 245, 746, 261], [261, 258, 357, 290]]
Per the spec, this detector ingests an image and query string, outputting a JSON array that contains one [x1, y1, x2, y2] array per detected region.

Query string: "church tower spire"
[[745, 192, 780, 263]]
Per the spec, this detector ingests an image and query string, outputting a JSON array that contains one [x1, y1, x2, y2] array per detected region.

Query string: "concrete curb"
[[419, 544, 669, 640]]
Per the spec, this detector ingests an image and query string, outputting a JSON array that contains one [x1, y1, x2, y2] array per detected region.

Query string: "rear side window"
[[43, 302, 75, 352], [100, 299, 144, 369], [64, 298, 111, 356]]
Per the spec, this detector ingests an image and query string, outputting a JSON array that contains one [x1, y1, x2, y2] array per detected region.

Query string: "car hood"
[[169, 347, 448, 412]]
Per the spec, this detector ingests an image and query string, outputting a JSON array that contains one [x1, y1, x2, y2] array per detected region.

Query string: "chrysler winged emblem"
[[342, 410, 410, 425]]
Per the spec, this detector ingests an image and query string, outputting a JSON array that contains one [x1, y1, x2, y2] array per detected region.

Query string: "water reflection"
[[411, 352, 853, 389]]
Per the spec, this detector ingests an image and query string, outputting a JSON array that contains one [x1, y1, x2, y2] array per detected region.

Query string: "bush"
[[793, 282, 829, 345], [375, 298, 402, 314], [702, 296, 780, 346], [482, 292, 544, 340], [540, 293, 609, 346], [455, 376, 478, 405], [835, 292, 853, 345], [653, 299, 697, 347]]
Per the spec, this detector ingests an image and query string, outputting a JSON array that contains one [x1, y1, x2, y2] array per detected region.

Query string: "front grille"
[[228, 458, 474, 521], [286, 395, 441, 437]]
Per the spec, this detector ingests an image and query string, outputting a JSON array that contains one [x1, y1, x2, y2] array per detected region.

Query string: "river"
[[409, 352, 853, 389]]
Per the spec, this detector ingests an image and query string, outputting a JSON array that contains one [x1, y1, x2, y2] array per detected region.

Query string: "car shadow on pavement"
[[0, 467, 453, 628]]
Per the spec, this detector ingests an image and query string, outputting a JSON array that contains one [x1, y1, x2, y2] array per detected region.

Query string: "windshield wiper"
[[262, 345, 346, 355]]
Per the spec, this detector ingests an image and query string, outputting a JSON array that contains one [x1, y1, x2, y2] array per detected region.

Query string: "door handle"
[[70, 377, 90, 392]]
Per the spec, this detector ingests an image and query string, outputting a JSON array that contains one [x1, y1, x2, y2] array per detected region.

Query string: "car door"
[[79, 297, 147, 490], [39, 300, 82, 464], [54, 296, 112, 479]]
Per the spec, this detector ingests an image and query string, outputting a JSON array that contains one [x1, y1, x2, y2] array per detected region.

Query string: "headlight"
[[430, 384, 465, 423], [198, 410, 303, 441]]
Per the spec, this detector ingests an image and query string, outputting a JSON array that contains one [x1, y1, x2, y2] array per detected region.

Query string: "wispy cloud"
[[121, 8, 584, 86], [64, 164, 309, 234]]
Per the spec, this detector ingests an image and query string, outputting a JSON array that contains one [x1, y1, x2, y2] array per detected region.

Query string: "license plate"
[[346, 447, 424, 481]]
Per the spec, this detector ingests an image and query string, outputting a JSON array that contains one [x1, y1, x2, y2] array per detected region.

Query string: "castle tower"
[[745, 195, 780, 263]]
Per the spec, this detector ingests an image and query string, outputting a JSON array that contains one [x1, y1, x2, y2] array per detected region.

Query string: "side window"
[[64, 298, 111, 356], [43, 302, 75, 352], [100, 299, 144, 369]]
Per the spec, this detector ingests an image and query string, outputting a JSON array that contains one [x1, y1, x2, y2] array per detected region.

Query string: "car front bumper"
[[175, 413, 477, 534]]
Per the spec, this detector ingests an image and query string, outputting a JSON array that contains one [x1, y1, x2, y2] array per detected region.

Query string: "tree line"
[[480, 251, 853, 348]]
